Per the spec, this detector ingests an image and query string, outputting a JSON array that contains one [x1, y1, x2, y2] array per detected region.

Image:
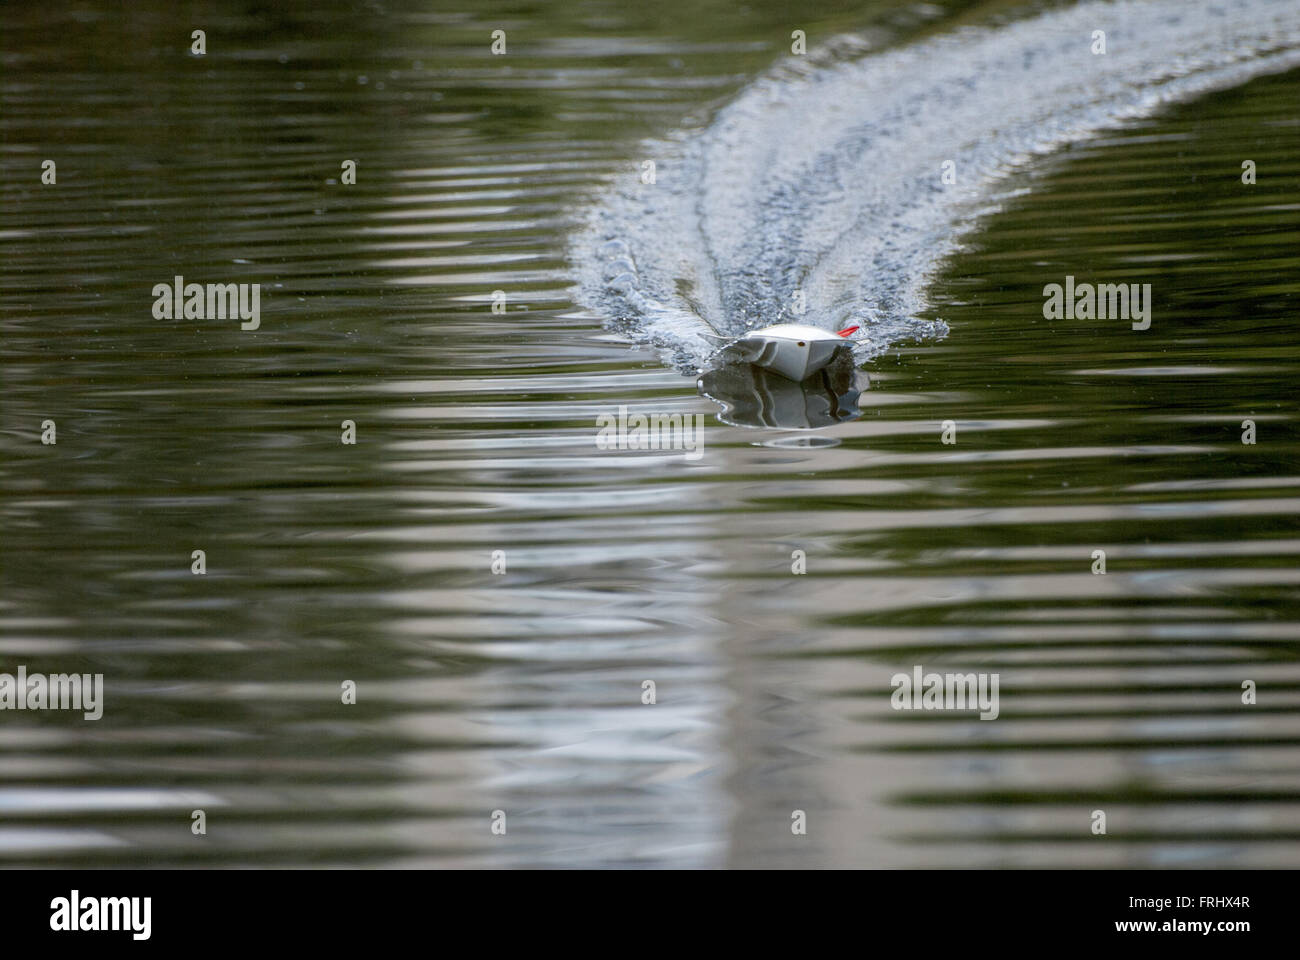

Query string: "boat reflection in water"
[[697, 346, 866, 428]]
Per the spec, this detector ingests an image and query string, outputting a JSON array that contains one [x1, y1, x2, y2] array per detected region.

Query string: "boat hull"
[[720, 324, 854, 382]]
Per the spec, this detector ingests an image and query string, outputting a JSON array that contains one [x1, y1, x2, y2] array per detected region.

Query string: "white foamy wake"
[[571, 0, 1300, 372]]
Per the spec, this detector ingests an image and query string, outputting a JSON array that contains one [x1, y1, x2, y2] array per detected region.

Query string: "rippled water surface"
[[2, 0, 1299, 868]]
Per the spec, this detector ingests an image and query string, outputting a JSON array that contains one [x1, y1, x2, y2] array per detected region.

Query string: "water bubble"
[[602, 257, 637, 280], [599, 239, 630, 260], [607, 273, 638, 295]]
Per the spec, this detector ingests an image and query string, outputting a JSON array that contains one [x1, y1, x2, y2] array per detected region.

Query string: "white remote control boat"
[[710, 323, 860, 382]]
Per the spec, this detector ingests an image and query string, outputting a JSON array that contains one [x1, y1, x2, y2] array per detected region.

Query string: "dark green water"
[[1, 0, 1298, 867]]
